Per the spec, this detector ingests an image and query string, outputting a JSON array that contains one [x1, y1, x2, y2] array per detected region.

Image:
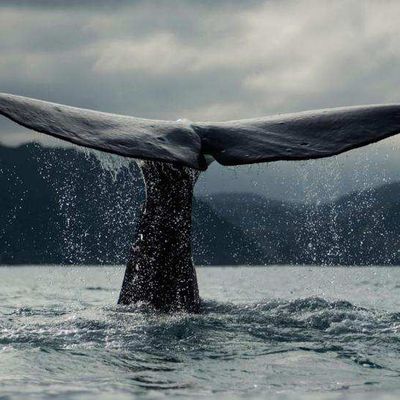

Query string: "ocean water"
[[0, 266, 399, 400]]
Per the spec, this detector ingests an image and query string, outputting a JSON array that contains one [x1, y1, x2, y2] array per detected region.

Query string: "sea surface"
[[0, 266, 400, 400]]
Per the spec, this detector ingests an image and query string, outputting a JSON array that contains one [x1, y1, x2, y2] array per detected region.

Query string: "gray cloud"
[[1, 0, 400, 201], [0, 1, 136, 9]]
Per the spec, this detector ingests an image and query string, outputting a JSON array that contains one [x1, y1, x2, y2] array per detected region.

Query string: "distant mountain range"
[[1, 144, 399, 265]]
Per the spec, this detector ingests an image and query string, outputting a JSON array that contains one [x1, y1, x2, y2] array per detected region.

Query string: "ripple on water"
[[2, 296, 399, 350], [1, 296, 400, 399]]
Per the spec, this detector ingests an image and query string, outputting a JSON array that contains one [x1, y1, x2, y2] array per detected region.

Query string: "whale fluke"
[[0, 93, 206, 170], [1, 93, 400, 169], [196, 104, 400, 166]]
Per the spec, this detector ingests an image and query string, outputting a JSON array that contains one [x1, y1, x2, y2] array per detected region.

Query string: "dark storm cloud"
[[2, 0, 399, 119]]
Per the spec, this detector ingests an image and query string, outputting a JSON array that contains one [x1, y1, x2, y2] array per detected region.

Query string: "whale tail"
[[0, 93, 206, 170], [2, 93, 400, 311], [1, 93, 400, 169], [195, 104, 400, 166]]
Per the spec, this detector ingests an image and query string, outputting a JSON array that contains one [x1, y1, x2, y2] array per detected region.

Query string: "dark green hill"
[[206, 186, 400, 265]]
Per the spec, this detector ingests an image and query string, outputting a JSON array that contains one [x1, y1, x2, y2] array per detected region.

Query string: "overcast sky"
[[1, 0, 400, 201]]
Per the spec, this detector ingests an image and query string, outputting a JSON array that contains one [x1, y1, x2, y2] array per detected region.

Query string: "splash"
[[34, 144, 144, 265], [81, 148, 139, 182]]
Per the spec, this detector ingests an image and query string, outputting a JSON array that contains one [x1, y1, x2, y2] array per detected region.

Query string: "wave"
[[2, 297, 399, 350], [2, 296, 400, 398]]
